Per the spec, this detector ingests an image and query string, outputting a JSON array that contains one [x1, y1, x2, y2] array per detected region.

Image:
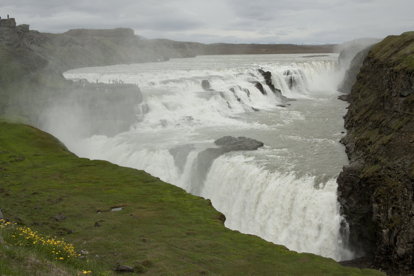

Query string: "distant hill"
[[203, 43, 335, 55], [1, 18, 335, 72]]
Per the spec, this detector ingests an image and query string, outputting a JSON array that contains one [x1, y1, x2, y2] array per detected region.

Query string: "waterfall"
[[49, 54, 353, 261]]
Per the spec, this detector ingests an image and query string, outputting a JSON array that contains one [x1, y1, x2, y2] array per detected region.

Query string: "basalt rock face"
[[258, 69, 282, 96], [337, 32, 414, 275]]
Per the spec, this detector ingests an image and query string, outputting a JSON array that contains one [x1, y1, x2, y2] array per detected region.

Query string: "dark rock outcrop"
[[258, 69, 282, 95], [214, 136, 264, 151], [0, 18, 16, 28], [114, 264, 135, 273], [337, 94, 349, 102], [201, 79, 213, 91], [254, 82, 266, 95], [337, 32, 414, 275]]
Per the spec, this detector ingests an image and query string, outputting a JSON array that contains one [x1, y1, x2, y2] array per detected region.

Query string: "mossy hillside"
[[0, 243, 85, 276], [0, 121, 384, 275], [369, 31, 414, 70]]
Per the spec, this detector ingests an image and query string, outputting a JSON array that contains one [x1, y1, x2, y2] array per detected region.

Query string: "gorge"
[[0, 18, 412, 275]]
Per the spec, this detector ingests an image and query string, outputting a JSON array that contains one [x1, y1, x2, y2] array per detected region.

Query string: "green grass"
[[370, 31, 414, 70], [0, 221, 104, 275], [0, 243, 81, 276], [0, 120, 385, 275]]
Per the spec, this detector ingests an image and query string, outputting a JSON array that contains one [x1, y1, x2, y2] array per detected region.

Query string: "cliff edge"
[[338, 32, 414, 274], [0, 20, 382, 272]]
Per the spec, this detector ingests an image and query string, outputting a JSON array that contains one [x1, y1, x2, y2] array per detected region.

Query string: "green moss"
[[0, 120, 385, 275], [370, 32, 414, 70]]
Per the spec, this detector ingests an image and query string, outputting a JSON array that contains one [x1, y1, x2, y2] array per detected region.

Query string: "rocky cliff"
[[338, 32, 414, 275]]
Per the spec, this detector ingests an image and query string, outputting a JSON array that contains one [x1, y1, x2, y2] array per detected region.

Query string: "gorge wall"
[[338, 32, 414, 275]]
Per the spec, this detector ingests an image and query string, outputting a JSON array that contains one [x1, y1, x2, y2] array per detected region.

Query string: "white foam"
[[201, 154, 353, 260], [57, 54, 354, 261]]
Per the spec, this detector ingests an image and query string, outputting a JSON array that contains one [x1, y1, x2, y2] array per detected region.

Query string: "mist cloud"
[[1, 0, 413, 43]]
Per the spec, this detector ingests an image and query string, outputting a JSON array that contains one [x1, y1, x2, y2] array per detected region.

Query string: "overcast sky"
[[1, 0, 413, 44]]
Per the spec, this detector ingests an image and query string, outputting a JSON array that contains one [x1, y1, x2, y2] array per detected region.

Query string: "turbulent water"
[[59, 54, 353, 260]]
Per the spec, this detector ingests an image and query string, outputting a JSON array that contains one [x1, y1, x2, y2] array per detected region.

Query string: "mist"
[[0, 3, 403, 268], [335, 38, 381, 93]]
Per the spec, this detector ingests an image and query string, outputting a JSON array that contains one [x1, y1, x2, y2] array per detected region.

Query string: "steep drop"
[[337, 32, 414, 274], [58, 54, 352, 260]]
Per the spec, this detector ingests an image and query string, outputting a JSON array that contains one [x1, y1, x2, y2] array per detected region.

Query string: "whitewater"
[[53, 54, 352, 260]]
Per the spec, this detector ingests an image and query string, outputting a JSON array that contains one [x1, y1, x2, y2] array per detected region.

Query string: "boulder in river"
[[214, 136, 264, 151], [189, 136, 264, 195]]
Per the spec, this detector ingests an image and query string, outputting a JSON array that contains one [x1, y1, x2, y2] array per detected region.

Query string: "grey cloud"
[[1, 0, 413, 43]]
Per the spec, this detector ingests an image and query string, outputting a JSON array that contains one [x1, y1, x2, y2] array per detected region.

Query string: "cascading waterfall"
[[51, 54, 353, 261], [201, 155, 349, 259]]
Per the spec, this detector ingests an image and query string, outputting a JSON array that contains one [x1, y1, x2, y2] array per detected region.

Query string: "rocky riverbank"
[[338, 32, 414, 275]]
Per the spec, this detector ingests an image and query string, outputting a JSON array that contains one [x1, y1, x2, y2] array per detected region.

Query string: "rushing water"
[[59, 54, 353, 260]]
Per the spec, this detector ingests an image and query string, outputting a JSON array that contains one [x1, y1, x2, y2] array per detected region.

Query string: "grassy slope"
[[0, 121, 384, 275], [369, 31, 414, 70], [0, 244, 84, 276]]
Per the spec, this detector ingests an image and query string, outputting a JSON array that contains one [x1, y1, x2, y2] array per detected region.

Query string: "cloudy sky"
[[2, 0, 413, 44]]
